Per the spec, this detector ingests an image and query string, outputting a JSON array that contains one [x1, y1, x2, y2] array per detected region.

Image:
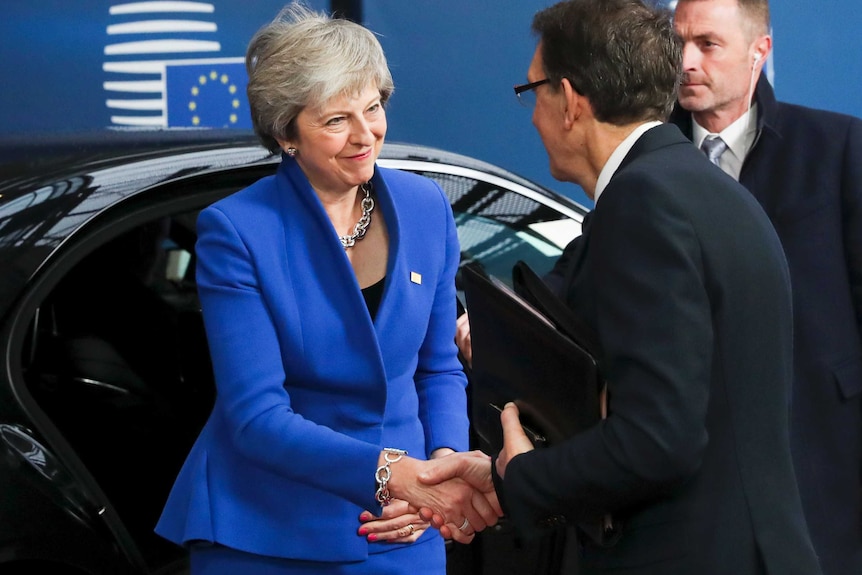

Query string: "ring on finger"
[[407, 523, 415, 534], [458, 518, 470, 531]]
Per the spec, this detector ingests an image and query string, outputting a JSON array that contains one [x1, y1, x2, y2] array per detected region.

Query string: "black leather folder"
[[461, 262, 604, 454], [462, 261, 619, 547]]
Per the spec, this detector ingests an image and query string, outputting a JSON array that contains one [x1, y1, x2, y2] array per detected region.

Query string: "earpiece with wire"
[[746, 52, 763, 114]]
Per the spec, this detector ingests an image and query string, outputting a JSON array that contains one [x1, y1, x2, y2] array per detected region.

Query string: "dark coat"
[[504, 124, 821, 575], [671, 76, 862, 575]]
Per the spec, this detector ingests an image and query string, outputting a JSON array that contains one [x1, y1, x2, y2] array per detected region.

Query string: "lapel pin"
[[410, 271, 422, 285]]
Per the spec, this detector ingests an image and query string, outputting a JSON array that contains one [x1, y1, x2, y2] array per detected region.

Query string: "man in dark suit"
[[670, 1, 862, 573], [423, 0, 821, 573]]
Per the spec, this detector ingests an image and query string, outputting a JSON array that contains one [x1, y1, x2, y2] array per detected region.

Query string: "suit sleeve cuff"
[[491, 453, 509, 514]]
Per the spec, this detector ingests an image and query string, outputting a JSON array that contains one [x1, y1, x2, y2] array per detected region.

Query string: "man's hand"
[[414, 450, 502, 537], [416, 403, 536, 536], [389, 451, 501, 540], [496, 402, 535, 480]]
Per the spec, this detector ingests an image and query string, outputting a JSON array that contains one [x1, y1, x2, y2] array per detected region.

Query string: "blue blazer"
[[155, 155, 469, 562], [514, 124, 820, 574], [672, 77, 862, 575]]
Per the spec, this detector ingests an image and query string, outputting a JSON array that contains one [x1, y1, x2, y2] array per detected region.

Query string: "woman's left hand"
[[357, 499, 430, 543]]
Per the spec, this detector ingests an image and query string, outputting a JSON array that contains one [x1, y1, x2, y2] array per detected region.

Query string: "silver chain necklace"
[[340, 181, 374, 249]]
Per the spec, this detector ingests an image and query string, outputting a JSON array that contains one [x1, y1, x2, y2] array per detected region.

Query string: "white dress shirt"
[[692, 104, 758, 181]]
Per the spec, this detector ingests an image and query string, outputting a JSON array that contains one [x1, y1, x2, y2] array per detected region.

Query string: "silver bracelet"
[[375, 448, 407, 506]]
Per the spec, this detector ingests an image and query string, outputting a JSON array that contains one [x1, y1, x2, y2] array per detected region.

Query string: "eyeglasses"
[[514, 78, 549, 107]]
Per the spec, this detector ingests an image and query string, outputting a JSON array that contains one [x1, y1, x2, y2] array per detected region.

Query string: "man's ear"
[[560, 78, 592, 128], [561, 78, 587, 128], [752, 35, 772, 68]]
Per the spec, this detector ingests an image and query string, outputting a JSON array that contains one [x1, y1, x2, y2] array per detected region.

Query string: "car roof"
[[0, 130, 583, 238], [0, 132, 585, 316], [0, 129, 570, 203]]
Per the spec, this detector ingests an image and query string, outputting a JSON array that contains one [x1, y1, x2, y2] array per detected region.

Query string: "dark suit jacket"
[[502, 124, 821, 574], [155, 155, 469, 562], [671, 77, 862, 575]]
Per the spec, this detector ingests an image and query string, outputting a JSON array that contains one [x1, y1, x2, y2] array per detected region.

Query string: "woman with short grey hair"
[[245, 3, 395, 152], [155, 3, 501, 574]]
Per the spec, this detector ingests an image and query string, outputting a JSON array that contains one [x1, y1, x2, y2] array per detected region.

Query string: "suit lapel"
[[274, 158, 384, 342], [365, 168, 401, 332]]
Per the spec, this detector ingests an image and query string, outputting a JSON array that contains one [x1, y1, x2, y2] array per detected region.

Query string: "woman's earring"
[[286, 147, 298, 157]]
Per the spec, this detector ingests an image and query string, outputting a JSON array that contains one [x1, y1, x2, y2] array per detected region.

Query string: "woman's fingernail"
[[358, 526, 368, 535], [367, 534, 378, 542]]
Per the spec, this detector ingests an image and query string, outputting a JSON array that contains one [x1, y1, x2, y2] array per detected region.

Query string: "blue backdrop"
[[369, 0, 862, 206], [1, 1, 859, 207]]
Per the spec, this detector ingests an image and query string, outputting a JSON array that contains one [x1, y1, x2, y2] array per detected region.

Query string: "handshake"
[[369, 402, 536, 544]]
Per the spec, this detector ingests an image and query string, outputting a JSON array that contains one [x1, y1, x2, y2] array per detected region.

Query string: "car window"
[[408, 168, 577, 286]]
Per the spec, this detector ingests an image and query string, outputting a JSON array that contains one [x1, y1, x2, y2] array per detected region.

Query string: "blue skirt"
[[189, 536, 446, 575]]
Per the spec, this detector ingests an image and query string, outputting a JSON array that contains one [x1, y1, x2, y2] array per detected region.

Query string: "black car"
[[0, 132, 586, 574]]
